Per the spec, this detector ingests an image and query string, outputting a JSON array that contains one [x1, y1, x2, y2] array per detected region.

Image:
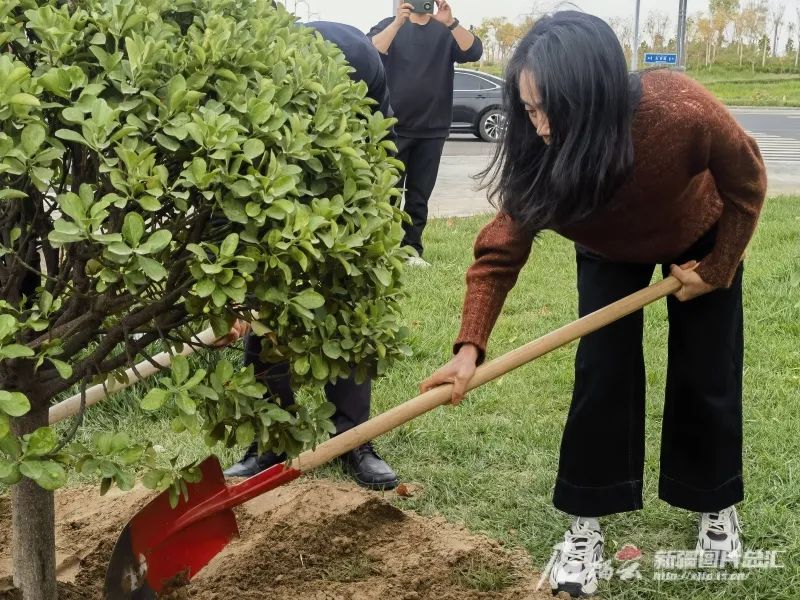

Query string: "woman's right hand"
[[214, 319, 251, 348], [420, 344, 480, 406], [393, 2, 414, 28]]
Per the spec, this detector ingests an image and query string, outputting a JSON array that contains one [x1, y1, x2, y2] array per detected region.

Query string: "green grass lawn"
[[701, 78, 800, 107], [49, 196, 800, 598], [691, 69, 800, 84]]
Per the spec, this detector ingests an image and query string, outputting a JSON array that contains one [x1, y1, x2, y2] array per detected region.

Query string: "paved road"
[[733, 107, 800, 142], [430, 108, 800, 218]]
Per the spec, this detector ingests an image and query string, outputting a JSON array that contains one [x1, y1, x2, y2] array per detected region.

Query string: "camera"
[[410, 0, 434, 14]]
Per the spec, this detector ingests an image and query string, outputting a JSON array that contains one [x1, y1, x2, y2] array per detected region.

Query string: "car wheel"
[[478, 109, 506, 143]]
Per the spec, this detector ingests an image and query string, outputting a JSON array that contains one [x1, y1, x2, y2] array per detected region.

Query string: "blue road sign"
[[644, 53, 678, 65]]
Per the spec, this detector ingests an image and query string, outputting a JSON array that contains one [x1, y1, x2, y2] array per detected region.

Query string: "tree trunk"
[[773, 26, 779, 58], [762, 39, 768, 67], [11, 398, 57, 600]]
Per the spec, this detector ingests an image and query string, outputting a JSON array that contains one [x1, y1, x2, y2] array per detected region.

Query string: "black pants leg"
[[395, 136, 447, 257], [553, 247, 655, 517], [554, 238, 745, 517], [658, 261, 744, 512], [244, 334, 371, 434]]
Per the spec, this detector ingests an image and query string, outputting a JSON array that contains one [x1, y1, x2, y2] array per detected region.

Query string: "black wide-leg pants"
[[553, 232, 744, 517]]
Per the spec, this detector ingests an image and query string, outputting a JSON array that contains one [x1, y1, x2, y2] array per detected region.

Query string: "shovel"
[[103, 276, 681, 599], [48, 327, 220, 425]]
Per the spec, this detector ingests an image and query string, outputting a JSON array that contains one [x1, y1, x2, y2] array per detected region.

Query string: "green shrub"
[[0, 1, 409, 596]]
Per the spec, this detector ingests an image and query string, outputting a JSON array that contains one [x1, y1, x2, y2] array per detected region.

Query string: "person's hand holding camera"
[[433, 0, 455, 27], [392, 2, 414, 29]]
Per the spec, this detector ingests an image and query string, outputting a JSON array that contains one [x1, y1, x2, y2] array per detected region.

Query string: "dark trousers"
[[244, 334, 370, 434], [395, 135, 447, 256], [553, 231, 744, 517]]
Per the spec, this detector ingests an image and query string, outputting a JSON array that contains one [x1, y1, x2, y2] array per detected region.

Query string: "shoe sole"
[[223, 469, 260, 478], [553, 582, 594, 597], [225, 462, 400, 490], [225, 470, 398, 492], [354, 477, 400, 491], [223, 464, 280, 478]]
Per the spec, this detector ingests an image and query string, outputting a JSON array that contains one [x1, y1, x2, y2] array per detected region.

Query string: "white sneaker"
[[549, 517, 604, 597], [405, 256, 430, 268], [697, 506, 742, 558]]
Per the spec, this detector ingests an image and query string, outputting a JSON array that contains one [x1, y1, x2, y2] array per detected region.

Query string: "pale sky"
[[283, 0, 710, 33]]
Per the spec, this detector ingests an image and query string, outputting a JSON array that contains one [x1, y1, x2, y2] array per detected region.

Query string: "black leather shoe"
[[223, 442, 286, 478], [338, 442, 398, 490]]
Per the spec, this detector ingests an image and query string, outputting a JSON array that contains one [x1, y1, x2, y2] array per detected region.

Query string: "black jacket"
[[368, 18, 483, 138], [307, 21, 393, 118]]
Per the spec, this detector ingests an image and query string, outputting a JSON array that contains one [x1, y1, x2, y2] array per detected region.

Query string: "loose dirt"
[[0, 480, 556, 599]]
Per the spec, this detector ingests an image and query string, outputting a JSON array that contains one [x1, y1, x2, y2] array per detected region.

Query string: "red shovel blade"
[[103, 456, 301, 599]]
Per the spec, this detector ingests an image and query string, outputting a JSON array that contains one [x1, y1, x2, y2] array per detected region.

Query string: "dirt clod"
[[395, 482, 422, 498]]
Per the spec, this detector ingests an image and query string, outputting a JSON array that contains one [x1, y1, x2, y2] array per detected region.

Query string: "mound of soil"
[[0, 480, 553, 599]]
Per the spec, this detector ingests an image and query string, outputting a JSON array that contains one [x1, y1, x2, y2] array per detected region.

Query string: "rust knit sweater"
[[455, 69, 767, 359]]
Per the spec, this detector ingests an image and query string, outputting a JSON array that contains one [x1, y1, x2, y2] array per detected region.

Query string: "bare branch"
[[28, 311, 101, 351], [48, 376, 89, 456]]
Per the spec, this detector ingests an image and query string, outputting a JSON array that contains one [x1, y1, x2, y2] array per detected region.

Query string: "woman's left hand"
[[670, 260, 717, 301]]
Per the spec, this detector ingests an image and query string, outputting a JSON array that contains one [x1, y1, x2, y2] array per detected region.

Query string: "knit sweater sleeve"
[[692, 88, 767, 288], [453, 213, 535, 363]]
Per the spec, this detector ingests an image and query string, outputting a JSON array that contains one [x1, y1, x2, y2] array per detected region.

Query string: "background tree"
[[795, 5, 800, 67], [495, 19, 519, 64], [609, 16, 635, 63], [643, 10, 672, 51], [0, 0, 409, 598], [732, 2, 766, 65], [695, 14, 717, 65], [741, 1, 770, 68], [474, 17, 507, 64], [769, 2, 787, 56], [472, 20, 491, 65], [469, 0, 798, 73], [761, 32, 772, 64], [710, 0, 740, 62]]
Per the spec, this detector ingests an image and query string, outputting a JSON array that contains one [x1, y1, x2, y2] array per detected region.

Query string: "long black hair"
[[483, 11, 641, 232]]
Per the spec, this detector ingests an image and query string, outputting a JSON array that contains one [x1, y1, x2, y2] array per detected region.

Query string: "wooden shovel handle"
[[48, 327, 220, 425], [293, 276, 682, 473]]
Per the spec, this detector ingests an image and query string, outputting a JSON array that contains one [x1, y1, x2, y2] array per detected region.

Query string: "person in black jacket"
[[369, 0, 483, 265], [223, 17, 398, 490], [307, 21, 392, 120]]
